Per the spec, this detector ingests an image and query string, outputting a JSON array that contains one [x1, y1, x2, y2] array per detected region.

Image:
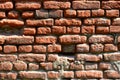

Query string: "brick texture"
[[0, 0, 119, 80]]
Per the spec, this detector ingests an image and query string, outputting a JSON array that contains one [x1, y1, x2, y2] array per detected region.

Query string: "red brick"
[[22, 11, 34, 19], [36, 10, 48, 18], [73, 1, 100, 9], [104, 44, 118, 52], [64, 10, 76, 17], [0, 12, 6, 18], [104, 70, 120, 78], [67, 26, 80, 34], [0, 54, 17, 62], [90, 43, 104, 53], [118, 36, 120, 43], [18, 45, 32, 53], [47, 54, 58, 62], [23, 28, 36, 35], [75, 71, 103, 78], [0, 36, 5, 44], [19, 71, 46, 79], [40, 62, 53, 70], [37, 27, 51, 34], [4, 45, 17, 54], [70, 63, 83, 70], [99, 62, 111, 70], [96, 27, 109, 34], [76, 54, 102, 62], [6, 36, 34, 44], [112, 18, 120, 25], [77, 10, 91, 18], [0, 73, 6, 79], [110, 26, 120, 33], [55, 19, 81, 26], [16, 2, 41, 10], [85, 63, 98, 70], [63, 71, 74, 78], [26, 19, 53, 26], [49, 10, 63, 18], [81, 26, 95, 34], [89, 35, 114, 43], [47, 44, 61, 52], [76, 44, 89, 52], [0, 2, 13, 10], [29, 63, 39, 70], [36, 36, 57, 44], [106, 10, 119, 17], [102, 1, 120, 9], [59, 35, 86, 44], [0, 19, 24, 27], [52, 26, 66, 34], [0, 62, 12, 71], [13, 61, 27, 70], [104, 52, 120, 61], [8, 11, 19, 19], [47, 71, 60, 79], [44, 1, 70, 9], [19, 54, 46, 62], [7, 73, 17, 80], [0, 46, 2, 52], [33, 45, 46, 53], [92, 9, 104, 17]]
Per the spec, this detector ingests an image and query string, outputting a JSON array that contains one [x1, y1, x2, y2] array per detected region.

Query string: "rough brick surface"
[[0, 0, 119, 79]]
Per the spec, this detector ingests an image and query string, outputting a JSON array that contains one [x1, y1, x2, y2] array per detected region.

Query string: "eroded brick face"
[[0, 0, 120, 80]]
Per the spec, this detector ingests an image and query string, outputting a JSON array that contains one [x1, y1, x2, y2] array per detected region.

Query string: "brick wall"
[[0, 0, 120, 79]]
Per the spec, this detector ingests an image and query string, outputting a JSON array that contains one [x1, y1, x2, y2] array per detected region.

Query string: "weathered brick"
[[89, 35, 113, 43], [76, 54, 102, 62], [77, 10, 91, 18], [22, 11, 34, 19], [70, 63, 83, 70], [40, 62, 53, 70], [55, 19, 81, 26], [75, 71, 103, 78], [0, 54, 17, 62], [37, 27, 51, 34], [26, 19, 53, 26], [96, 27, 109, 34], [47, 71, 60, 79], [47, 44, 61, 52], [92, 9, 104, 17], [104, 70, 120, 78], [85, 63, 98, 70], [63, 45, 75, 53], [110, 26, 120, 33], [81, 26, 95, 34], [13, 61, 27, 71], [0, 12, 6, 18], [33, 45, 46, 53], [0, 62, 12, 71], [47, 54, 58, 62], [104, 44, 118, 52], [104, 52, 120, 61], [29, 63, 39, 70], [112, 18, 120, 25], [76, 44, 89, 52], [18, 45, 32, 53], [0, 2, 13, 10], [52, 26, 66, 34], [102, 1, 120, 9], [36, 10, 48, 18], [106, 10, 119, 17], [49, 10, 63, 18], [0, 36, 5, 44], [0, 19, 24, 27], [4, 45, 17, 54], [63, 71, 74, 78], [59, 35, 86, 44], [90, 43, 104, 53], [99, 62, 111, 70], [44, 1, 70, 9], [6, 36, 34, 44], [118, 36, 120, 43], [19, 54, 46, 62], [0, 73, 17, 80], [8, 11, 19, 19], [16, 2, 41, 10], [19, 71, 46, 79], [67, 26, 80, 34], [64, 9, 76, 17], [73, 1, 100, 9], [23, 28, 36, 35], [0, 46, 2, 52]]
